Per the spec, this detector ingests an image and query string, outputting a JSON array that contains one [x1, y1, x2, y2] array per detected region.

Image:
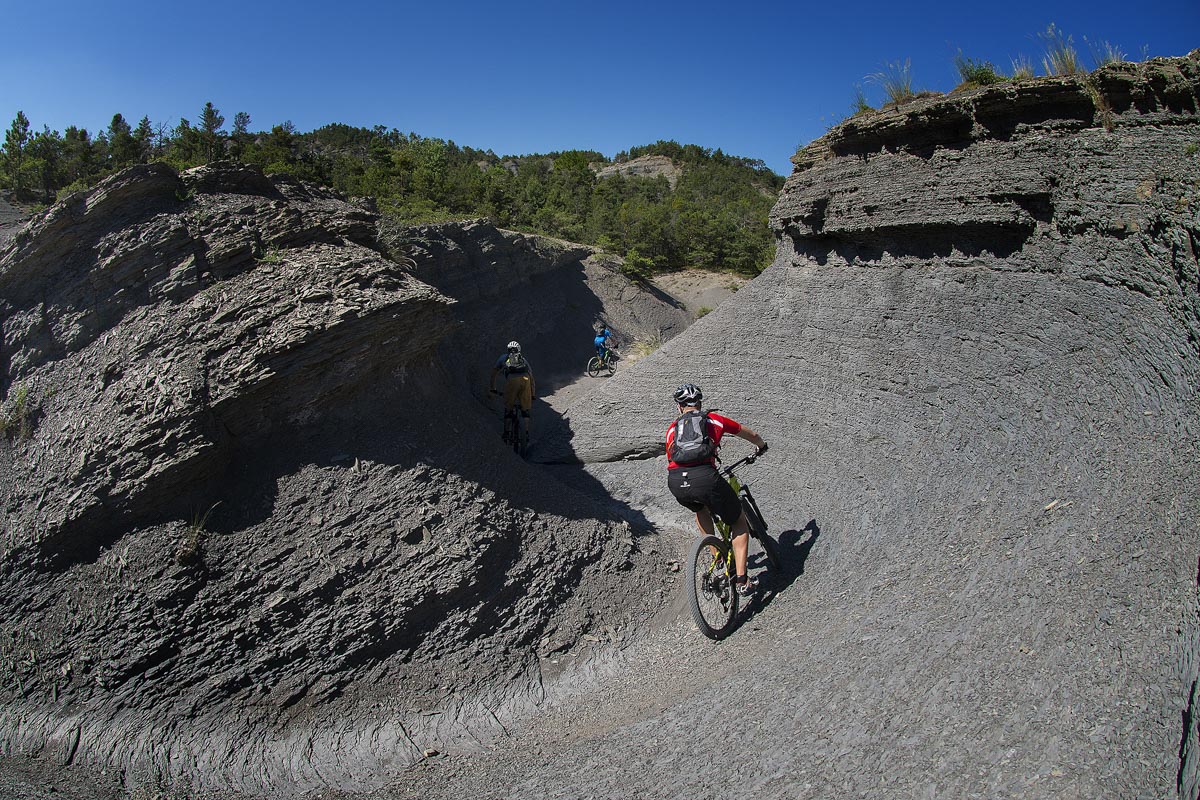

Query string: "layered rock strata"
[[0, 163, 672, 795], [545, 53, 1200, 799]]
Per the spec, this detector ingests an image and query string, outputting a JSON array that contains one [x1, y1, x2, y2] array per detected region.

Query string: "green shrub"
[[1, 384, 32, 441], [54, 179, 92, 203], [696, 306, 713, 318], [620, 248, 656, 283], [954, 51, 1004, 88], [851, 85, 874, 116], [259, 246, 285, 264], [631, 329, 664, 358], [176, 503, 218, 568]]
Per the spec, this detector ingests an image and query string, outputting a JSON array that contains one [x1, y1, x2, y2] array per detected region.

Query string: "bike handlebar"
[[719, 451, 764, 477]]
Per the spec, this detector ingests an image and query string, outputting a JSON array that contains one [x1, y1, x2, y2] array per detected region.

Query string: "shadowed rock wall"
[[0, 165, 675, 795]]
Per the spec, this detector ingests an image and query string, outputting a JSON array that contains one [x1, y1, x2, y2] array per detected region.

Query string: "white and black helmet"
[[507, 340, 521, 352], [673, 383, 703, 406]]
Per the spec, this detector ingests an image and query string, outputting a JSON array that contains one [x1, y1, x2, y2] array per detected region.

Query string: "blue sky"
[[2, 0, 1196, 176]]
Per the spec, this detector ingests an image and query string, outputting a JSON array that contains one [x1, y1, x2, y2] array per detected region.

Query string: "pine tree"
[[107, 113, 136, 168], [133, 116, 154, 162], [230, 111, 251, 159], [199, 102, 225, 162], [3, 111, 32, 192], [62, 126, 95, 185]]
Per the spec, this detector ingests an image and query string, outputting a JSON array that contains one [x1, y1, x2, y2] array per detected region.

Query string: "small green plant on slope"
[[953, 51, 1004, 88], [176, 503, 219, 568], [696, 306, 713, 318], [630, 329, 664, 359], [1082, 76, 1116, 131], [1038, 23, 1082, 76], [0, 384, 32, 441], [620, 248, 657, 283], [851, 84, 874, 116], [867, 59, 915, 107]]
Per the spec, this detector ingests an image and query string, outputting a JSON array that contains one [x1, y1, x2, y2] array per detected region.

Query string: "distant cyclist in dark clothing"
[[489, 340, 535, 434], [666, 383, 767, 595]]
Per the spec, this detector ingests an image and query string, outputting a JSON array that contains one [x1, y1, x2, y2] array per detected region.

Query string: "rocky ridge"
[[517, 52, 1200, 799], [0, 163, 687, 796], [593, 155, 682, 189]]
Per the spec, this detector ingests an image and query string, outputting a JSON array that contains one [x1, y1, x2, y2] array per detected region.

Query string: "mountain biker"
[[666, 383, 768, 596], [489, 340, 536, 436], [593, 325, 614, 364]]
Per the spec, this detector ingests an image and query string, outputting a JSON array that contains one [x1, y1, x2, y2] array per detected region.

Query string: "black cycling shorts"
[[667, 464, 743, 525]]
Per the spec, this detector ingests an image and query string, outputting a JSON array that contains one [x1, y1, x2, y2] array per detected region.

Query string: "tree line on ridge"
[[1, 104, 784, 277]]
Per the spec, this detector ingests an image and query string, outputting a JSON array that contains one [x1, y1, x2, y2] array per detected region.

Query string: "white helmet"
[[507, 340, 521, 352]]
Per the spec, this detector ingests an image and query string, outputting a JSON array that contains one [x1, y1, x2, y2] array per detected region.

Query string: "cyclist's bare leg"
[[730, 512, 752, 578], [694, 509, 723, 563]]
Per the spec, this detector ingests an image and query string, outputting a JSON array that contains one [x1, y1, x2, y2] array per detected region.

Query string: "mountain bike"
[[491, 390, 529, 456], [686, 454, 781, 640], [501, 407, 529, 456], [586, 349, 618, 378]]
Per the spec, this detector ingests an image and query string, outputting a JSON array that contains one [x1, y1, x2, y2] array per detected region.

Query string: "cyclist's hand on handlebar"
[[755, 442, 768, 457]]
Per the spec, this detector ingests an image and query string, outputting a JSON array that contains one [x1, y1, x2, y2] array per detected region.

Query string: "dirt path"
[[343, 532, 807, 800]]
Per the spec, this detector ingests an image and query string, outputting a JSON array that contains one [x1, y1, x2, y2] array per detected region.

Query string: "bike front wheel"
[[743, 497, 781, 574], [586, 357, 602, 378], [510, 413, 524, 455], [686, 535, 739, 639]]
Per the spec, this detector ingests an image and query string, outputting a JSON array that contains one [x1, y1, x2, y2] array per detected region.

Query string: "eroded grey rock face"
[[593, 155, 682, 189], [546, 53, 1200, 799], [1, 162, 453, 565], [0, 163, 673, 795]]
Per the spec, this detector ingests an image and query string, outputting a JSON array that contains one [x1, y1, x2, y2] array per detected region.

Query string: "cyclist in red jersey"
[[666, 383, 767, 595]]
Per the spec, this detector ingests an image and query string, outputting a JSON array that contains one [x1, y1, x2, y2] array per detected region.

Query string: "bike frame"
[[708, 455, 758, 568]]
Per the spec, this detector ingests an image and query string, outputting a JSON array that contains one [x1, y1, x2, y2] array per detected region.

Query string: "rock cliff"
[[0, 163, 686, 795], [539, 52, 1200, 799], [593, 155, 682, 189]]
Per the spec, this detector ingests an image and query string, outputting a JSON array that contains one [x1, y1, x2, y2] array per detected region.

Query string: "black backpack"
[[504, 353, 528, 374], [669, 410, 715, 465]]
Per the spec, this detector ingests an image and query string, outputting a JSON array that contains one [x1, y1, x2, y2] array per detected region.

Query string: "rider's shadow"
[[743, 519, 820, 619]]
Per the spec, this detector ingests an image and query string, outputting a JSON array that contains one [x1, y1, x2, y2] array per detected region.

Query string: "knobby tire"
[[687, 534, 739, 640], [742, 498, 780, 574], [511, 413, 523, 455]]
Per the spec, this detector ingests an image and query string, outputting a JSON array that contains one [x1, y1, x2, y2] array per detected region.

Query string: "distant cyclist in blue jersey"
[[593, 325, 614, 364]]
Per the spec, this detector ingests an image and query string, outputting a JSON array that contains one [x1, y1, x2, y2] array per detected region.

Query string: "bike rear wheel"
[[586, 357, 602, 378], [686, 535, 739, 639]]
